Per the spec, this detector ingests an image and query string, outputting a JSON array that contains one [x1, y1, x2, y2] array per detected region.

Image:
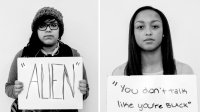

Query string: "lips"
[[144, 38, 155, 42], [44, 35, 54, 40], [44, 35, 54, 37]]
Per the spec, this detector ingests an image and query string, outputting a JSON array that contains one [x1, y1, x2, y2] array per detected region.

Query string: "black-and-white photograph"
[[0, 0, 200, 112], [0, 0, 98, 112], [101, 0, 200, 112]]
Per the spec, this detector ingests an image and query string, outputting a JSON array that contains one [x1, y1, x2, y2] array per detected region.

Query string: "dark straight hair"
[[125, 6, 176, 75]]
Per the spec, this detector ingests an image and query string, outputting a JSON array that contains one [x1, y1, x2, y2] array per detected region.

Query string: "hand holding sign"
[[79, 79, 89, 95], [14, 80, 24, 97]]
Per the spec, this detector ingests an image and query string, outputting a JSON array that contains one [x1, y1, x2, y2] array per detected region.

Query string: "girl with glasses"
[[5, 7, 89, 112]]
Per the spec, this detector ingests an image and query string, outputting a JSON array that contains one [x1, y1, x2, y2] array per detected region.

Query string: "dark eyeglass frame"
[[38, 23, 59, 31]]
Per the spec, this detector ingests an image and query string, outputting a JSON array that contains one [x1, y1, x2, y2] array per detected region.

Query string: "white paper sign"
[[107, 75, 198, 112], [18, 57, 83, 109]]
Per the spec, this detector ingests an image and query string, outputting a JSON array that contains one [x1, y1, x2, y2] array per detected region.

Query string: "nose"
[[145, 27, 152, 36], [45, 26, 51, 32]]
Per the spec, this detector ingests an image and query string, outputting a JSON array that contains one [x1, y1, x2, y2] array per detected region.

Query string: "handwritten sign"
[[107, 75, 198, 112], [17, 57, 83, 109]]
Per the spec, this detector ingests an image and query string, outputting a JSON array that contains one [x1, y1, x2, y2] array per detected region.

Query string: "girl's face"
[[37, 19, 59, 46], [134, 10, 163, 51]]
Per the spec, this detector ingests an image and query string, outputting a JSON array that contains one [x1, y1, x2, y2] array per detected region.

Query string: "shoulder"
[[71, 48, 80, 57], [15, 49, 23, 58], [112, 63, 127, 76], [175, 60, 194, 74], [10, 49, 23, 70], [59, 41, 80, 57]]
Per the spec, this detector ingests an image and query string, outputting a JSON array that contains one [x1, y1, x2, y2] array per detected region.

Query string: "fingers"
[[79, 86, 88, 94], [14, 80, 23, 90], [14, 84, 23, 90], [14, 80, 24, 97], [15, 80, 23, 85], [79, 80, 87, 87], [79, 80, 89, 95]]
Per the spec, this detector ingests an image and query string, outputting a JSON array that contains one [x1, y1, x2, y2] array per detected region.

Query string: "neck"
[[42, 42, 58, 54], [141, 47, 163, 73]]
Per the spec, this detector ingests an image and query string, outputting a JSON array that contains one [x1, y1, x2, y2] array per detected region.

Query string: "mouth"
[[44, 35, 54, 37], [144, 38, 155, 42], [44, 35, 54, 39]]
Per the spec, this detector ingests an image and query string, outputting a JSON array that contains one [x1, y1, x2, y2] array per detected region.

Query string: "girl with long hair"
[[113, 6, 193, 76], [5, 7, 89, 112]]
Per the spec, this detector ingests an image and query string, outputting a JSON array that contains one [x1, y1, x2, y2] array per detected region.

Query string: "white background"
[[0, 0, 98, 112], [101, 0, 200, 112], [1, 0, 200, 112]]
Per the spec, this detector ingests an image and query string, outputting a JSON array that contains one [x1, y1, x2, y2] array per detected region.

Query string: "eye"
[[136, 25, 144, 30], [152, 25, 159, 29], [51, 23, 58, 27], [39, 24, 46, 28]]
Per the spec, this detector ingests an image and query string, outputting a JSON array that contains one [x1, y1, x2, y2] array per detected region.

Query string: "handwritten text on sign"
[[18, 57, 83, 109], [107, 75, 198, 112]]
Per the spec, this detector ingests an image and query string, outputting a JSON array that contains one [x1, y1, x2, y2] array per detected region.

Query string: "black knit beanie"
[[31, 7, 64, 39]]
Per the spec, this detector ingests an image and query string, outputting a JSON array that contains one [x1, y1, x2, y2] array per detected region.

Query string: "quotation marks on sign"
[[21, 63, 25, 68], [112, 81, 118, 86], [76, 62, 80, 66]]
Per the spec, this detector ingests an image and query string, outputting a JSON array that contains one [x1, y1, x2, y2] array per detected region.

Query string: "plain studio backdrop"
[[0, 0, 98, 112], [101, 0, 200, 112]]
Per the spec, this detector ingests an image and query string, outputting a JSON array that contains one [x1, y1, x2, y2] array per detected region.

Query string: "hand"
[[79, 80, 89, 95], [14, 80, 23, 97]]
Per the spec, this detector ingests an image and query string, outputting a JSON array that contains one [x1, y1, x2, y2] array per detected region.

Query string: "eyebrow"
[[135, 20, 161, 24], [44, 19, 57, 23]]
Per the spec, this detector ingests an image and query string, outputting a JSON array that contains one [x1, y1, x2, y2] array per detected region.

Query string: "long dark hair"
[[125, 6, 176, 75]]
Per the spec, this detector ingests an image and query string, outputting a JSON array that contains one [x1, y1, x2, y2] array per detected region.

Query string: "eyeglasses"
[[38, 23, 59, 31]]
